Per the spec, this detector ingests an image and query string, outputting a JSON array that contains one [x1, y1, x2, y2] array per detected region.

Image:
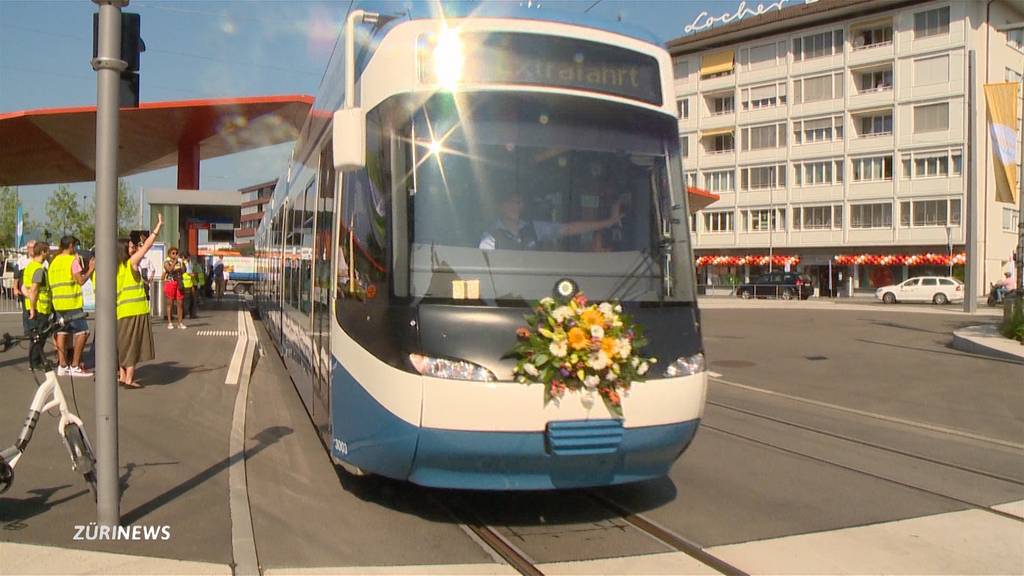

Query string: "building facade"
[[669, 0, 1023, 295], [236, 180, 275, 247]]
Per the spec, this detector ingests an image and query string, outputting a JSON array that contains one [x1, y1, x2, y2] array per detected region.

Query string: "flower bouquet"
[[511, 292, 656, 419]]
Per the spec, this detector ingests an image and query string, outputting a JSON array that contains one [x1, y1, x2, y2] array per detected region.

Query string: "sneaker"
[[178, 322, 187, 329], [70, 366, 94, 377], [57, 365, 70, 376], [167, 323, 175, 330]]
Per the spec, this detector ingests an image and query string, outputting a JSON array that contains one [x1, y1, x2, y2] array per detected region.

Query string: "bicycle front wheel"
[[64, 424, 97, 501]]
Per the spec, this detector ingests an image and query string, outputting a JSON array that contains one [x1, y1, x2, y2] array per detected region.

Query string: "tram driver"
[[478, 190, 624, 251]]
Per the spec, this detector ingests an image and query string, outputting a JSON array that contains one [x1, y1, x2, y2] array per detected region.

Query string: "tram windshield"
[[397, 92, 694, 303]]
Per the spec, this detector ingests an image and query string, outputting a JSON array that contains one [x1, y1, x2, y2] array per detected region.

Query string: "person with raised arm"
[[116, 212, 163, 389]]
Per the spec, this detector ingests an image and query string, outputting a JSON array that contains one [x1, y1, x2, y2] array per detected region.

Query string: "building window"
[[741, 164, 785, 190], [801, 161, 835, 186], [852, 156, 893, 181], [852, 23, 893, 49], [1004, 208, 1021, 232], [741, 82, 786, 110], [850, 203, 892, 228], [914, 155, 949, 178], [704, 132, 735, 154], [858, 111, 893, 137], [680, 136, 689, 158], [743, 123, 786, 150], [744, 208, 786, 231], [703, 169, 735, 192], [686, 171, 699, 187], [949, 199, 961, 225], [914, 55, 950, 86], [899, 199, 961, 227], [859, 68, 893, 92], [793, 205, 840, 230], [678, 98, 689, 119], [952, 152, 962, 175], [1009, 29, 1024, 51], [708, 93, 735, 115], [914, 6, 950, 39], [704, 211, 734, 233], [794, 30, 838, 61], [795, 73, 842, 103], [745, 42, 779, 70], [674, 59, 690, 80], [914, 103, 950, 133]]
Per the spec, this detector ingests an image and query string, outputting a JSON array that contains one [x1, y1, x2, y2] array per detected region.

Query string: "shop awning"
[[700, 127, 734, 139], [700, 50, 735, 77]]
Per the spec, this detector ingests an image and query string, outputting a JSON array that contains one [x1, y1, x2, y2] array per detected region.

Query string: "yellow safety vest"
[[23, 260, 52, 315], [182, 268, 194, 288], [197, 268, 206, 285], [48, 253, 84, 311], [116, 261, 149, 319]]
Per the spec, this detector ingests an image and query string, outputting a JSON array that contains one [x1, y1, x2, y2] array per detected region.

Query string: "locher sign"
[[684, 0, 819, 35]]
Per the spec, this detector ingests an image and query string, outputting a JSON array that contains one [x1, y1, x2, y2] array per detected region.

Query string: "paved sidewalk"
[[699, 296, 1002, 316], [952, 324, 1024, 363], [0, 301, 243, 569]]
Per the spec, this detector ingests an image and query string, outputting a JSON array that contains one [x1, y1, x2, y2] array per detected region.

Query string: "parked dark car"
[[735, 272, 814, 300]]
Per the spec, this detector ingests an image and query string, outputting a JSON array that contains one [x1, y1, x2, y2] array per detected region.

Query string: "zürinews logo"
[[73, 524, 171, 541]]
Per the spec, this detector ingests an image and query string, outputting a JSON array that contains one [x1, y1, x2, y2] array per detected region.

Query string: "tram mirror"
[[333, 108, 366, 172]]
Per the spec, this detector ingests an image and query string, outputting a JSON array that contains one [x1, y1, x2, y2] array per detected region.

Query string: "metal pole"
[[91, 0, 127, 526], [965, 50, 977, 314], [1017, 87, 1023, 291]]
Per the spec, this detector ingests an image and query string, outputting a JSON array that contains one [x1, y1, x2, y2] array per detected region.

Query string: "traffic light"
[[92, 12, 145, 107]]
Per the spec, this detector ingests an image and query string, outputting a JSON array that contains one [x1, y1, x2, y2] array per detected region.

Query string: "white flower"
[[614, 304, 622, 313], [551, 306, 573, 324], [631, 357, 640, 367], [540, 297, 555, 307], [598, 302, 615, 321], [588, 351, 611, 371], [549, 340, 568, 358], [584, 375, 600, 389], [616, 339, 632, 359], [581, 391, 595, 409], [638, 362, 649, 376], [523, 363, 539, 377], [612, 319, 623, 328], [605, 371, 617, 381], [590, 325, 605, 339]]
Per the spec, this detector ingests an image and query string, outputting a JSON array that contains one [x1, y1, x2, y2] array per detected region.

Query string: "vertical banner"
[[984, 82, 1020, 204], [15, 204, 23, 248]]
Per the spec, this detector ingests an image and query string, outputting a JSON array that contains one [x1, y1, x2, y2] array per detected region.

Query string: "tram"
[[255, 5, 707, 489]]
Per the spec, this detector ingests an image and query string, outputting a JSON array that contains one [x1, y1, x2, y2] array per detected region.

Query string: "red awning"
[[687, 186, 719, 212], [0, 95, 313, 186]]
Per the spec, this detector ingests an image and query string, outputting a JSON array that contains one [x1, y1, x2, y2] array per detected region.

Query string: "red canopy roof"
[[687, 186, 719, 212], [0, 95, 313, 186]]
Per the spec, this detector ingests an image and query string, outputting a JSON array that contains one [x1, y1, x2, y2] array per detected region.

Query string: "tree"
[[0, 186, 37, 249], [45, 184, 85, 240], [78, 179, 139, 248]]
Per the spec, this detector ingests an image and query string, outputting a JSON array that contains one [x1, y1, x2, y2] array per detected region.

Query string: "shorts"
[[55, 309, 90, 335], [163, 280, 184, 301]]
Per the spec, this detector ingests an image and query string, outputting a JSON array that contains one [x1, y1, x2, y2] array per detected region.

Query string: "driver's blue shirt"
[[479, 219, 561, 250]]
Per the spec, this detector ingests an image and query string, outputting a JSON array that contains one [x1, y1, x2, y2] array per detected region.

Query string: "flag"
[[984, 82, 1020, 204], [15, 204, 23, 249]]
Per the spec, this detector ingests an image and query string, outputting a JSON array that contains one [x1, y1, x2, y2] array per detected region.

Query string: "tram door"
[[310, 141, 335, 440]]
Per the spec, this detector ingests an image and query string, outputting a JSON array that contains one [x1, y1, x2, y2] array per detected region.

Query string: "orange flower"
[[567, 327, 589, 350], [600, 336, 616, 356], [580, 308, 604, 328]]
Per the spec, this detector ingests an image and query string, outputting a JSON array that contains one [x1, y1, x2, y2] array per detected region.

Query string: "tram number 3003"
[[333, 438, 349, 455]]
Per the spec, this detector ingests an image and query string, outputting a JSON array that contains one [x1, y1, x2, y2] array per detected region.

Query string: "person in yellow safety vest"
[[193, 256, 205, 308], [49, 236, 95, 377], [181, 251, 197, 320], [117, 213, 163, 388], [22, 242, 52, 370]]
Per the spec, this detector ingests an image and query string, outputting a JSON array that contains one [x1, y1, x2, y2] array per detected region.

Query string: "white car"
[[876, 276, 964, 305]]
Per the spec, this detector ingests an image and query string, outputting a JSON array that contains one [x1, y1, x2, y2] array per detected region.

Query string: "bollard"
[[153, 279, 165, 319]]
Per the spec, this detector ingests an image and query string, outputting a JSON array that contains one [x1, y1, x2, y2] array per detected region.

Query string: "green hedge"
[[1001, 295, 1024, 344]]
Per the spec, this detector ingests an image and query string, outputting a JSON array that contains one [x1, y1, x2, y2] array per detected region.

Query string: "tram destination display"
[[419, 31, 662, 106]]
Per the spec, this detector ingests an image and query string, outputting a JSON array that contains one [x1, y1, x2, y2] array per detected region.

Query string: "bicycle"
[[0, 312, 97, 499]]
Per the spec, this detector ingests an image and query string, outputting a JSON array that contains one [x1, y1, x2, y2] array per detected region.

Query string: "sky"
[[0, 0, 737, 237]]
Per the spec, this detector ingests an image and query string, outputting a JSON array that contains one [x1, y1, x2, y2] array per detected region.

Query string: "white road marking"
[[707, 371, 723, 378], [263, 565, 516, 575], [708, 508, 1024, 575], [229, 310, 259, 576], [225, 311, 246, 386], [710, 376, 1024, 450]]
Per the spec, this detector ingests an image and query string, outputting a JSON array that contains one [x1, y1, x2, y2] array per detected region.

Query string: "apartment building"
[[669, 0, 1023, 295], [236, 179, 275, 247]]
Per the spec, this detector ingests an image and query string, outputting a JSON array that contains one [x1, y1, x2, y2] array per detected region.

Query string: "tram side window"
[[338, 113, 390, 300], [315, 141, 335, 311], [300, 179, 316, 314]]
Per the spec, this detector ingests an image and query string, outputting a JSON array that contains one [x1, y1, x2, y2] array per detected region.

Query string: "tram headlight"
[[409, 353, 496, 382], [664, 352, 706, 378]]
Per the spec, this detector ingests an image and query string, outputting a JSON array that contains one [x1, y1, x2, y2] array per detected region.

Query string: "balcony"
[[849, 21, 894, 65]]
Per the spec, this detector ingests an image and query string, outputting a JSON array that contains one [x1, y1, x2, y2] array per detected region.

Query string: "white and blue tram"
[[255, 5, 707, 490]]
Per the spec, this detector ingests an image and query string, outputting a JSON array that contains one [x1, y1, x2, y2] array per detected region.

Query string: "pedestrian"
[[163, 246, 187, 329], [181, 251, 197, 319], [194, 256, 205, 309], [22, 241, 52, 370], [117, 213, 163, 388], [213, 255, 225, 300], [13, 240, 37, 331], [131, 230, 153, 301], [48, 235, 94, 377]]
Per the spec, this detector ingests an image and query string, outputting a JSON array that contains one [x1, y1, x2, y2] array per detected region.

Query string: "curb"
[[951, 324, 1024, 364]]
